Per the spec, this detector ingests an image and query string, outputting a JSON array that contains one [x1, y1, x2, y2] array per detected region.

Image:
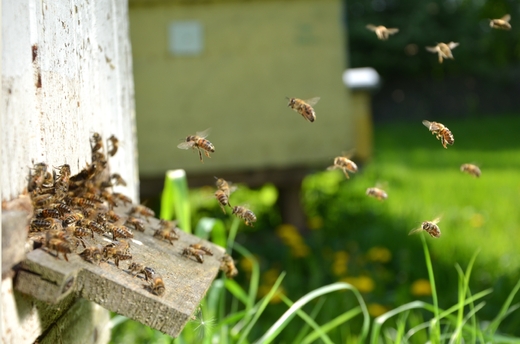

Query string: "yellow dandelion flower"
[[263, 268, 281, 285], [341, 275, 375, 293], [307, 216, 324, 230], [332, 262, 347, 277], [291, 243, 310, 258], [257, 285, 285, 304], [411, 279, 432, 296], [334, 251, 349, 262], [368, 303, 388, 317], [239, 256, 255, 274], [367, 246, 392, 263], [276, 224, 300, 241]]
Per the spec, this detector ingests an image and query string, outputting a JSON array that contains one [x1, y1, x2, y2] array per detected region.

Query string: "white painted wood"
[[1, 0, 137, 343]]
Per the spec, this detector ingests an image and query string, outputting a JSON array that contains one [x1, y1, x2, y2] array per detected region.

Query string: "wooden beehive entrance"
[[15, 202, 224, 337]]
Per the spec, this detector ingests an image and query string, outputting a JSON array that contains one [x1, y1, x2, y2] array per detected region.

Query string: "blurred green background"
[[116, 0, 520, 341]]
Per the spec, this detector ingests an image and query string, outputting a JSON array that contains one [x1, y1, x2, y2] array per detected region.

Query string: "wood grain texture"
[[16, 205, 225, 338]]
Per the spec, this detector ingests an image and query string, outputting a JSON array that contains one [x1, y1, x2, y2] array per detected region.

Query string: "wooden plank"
[[16, 204, 225, 338]]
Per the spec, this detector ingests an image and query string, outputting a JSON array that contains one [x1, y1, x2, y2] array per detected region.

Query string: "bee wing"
[[229, 185, 238, 194], [431, 216, 442, 225], [366, 24, 377, 31], [425, 46, 438, 53], [304, 97, 320, 106], [408, 227, 422, 235], [386, 28, 399, 34], [341, 149, 356, 158], [447, 42, 459, 50], [177, 141, 195, 150], [501, 14, 511, 22], [195, 128, 211, 139]]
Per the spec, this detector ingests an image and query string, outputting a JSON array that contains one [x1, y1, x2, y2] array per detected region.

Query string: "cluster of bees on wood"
[[27, 133, 238, 298], [176, 15, 508, 240]]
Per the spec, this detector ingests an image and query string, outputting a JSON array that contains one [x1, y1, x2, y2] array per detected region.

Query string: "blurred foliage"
[[346, 0, 520, 81]]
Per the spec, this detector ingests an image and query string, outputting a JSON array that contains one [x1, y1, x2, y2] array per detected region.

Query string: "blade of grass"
[[277, 294, 334, 344], [487, 277, 520, 335], [293, 297, 326, 344], [371, 301, 428, 344], [224, 279, 249, 305], [194, 217, 227, 248], [160, 169, 191, 233], [226, 217, 241, 254], [420, 233, 440, 341], [394, 311, 410, 344], [233, 243, 259, 313], [301, 306, 362, 344], [236, 271, 287, 344], [449, 302, 486, 344], [256, 282, 370, 344]]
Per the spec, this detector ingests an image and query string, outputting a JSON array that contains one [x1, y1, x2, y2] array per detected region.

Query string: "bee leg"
[[196, 254, 204, 264], [219, 204, 227, 214], [197, 148, 204, 163], [342, 169, 350, 179], [204, 150, 211, 158], [63, 252, 69, 262]]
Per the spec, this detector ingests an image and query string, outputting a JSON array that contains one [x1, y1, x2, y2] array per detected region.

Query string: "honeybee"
[[35, 208, 61, 219], [182, 246, 209, 264], [365, 24, 399, 40], [149, 273, 165, 296], [214, 177, 236, 213], [232, 206, 257, 227], [128, 263, 155, 281], [125, 217, 146, 232], [490, 14, 511, 30], [460, 163, 481, 178], [30, 218, 62, 232], [129, 204, 155, 220], [409, 217, 442, 238], [107, 135, 119, 156], [426, 42, 459, 63], [177, 129, 215, 163], [46, 237, 74, 261], [327, 153, 358, 179], [91, 132, 103, 153], [111, 173, 127, 186], [153, 226, 179, 245], [220, 254, 238, 278], [189, 243, 213, 256], [109, 224, 134, 241], [366, 186, 388, 201], [286, 97, 320, 123], [79, 245, 103, 265], [62, 211, 84, 227], [422, 120, 454, 148], [103, 240, 132, 267], [78, 218, 106, 237], [29, 162, 53, 191]]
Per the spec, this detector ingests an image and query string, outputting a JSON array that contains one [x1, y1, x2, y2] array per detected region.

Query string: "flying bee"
[[365, 24, 399, 40], [129, 204, 155, 221], [111, 173, 127, 186], [232, 205, 257, 227], [422, 120, 454, 148], [327, 153, 358, 179], [45, 237, 74, 261], [286, 97, 320, 123], [409, 216, 442, 238], [91, 132, 103, 153], [189, 243, 213, 256], [426, 42, 459, 63], [177, 129, 215, 163], [107, 135, 119, 156], [182, 246, 210, 264], [214, 177, 236, 213], [490, 14, 511, 30], [366, 186, 388, 201], [220, 254, 238, 278], [149, 272, 165, 296], [112, 193, 132, 205], [460, 163, 481, 178], [79, 245, 103, 265]]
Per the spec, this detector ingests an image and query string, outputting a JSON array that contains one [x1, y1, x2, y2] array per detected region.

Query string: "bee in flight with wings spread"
[[409, 216, 442, 238], [422, 120, 454, 148], [286, 97, 320, 122], [177, 128, 215, 163]]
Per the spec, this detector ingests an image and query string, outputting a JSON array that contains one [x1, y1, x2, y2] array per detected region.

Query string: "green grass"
[[110, 115, 520, 343]]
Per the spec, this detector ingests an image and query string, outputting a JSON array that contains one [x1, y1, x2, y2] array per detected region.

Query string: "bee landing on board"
[[149, 272, 165, 296], [366, 186, 388, 201], [327, 153, 358, 179], [365, 24, 399, 40], [490, 14, 511, 30], [460, 163, 481, 178], [214, 177, 236, 213], [128, 262, 155, 281], [426, 42, 459, 63], [79, 245, 103, 265], [422, 120, 454, 148], [153, 220, 179, 245], [182, 246, 212, 264], [232, 206, 257, 227], [220, 254, 238, 278], [286, 97, 320, 123], [177, 129, 215, 163], [409, 217, 442, 238]]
